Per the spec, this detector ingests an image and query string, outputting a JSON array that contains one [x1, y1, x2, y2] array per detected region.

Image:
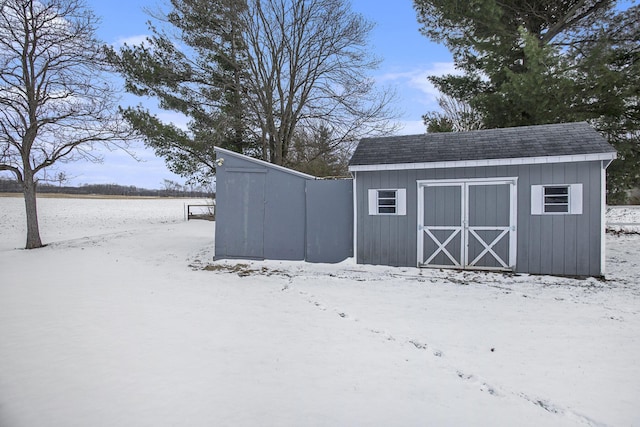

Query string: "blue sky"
[[65, 0, 453, 188]]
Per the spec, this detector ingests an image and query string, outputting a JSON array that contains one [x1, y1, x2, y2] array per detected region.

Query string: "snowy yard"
[[1, 195, 639, 426]]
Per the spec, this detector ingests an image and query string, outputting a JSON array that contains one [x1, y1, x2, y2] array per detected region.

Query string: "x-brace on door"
[[417, 178, 517, 271]]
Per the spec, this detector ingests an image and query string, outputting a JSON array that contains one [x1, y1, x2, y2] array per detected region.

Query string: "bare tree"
[[423, 94, 484, 133], [0, 0, 131, 248], [287, 125, 350, 177], [110, 0, 397, 180], [242, 0, 397, 165]]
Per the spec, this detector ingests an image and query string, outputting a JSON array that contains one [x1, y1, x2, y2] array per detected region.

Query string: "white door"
[[417, 178, 517, 271]]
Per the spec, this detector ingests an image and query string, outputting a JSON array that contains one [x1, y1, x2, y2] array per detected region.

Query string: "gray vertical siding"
[[216, 148, 604, 275], [355, 169, 413, 267], [305, 179, 353, 263], [262, 168, 307, 260], [216, 168, 266, 258], [215, 149, 353, 263], [355, 161, 603, 276], [214, 151, 306, 261]]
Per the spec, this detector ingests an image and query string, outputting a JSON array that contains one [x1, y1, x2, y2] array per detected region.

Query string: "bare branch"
[[0, 0, 134, 248]]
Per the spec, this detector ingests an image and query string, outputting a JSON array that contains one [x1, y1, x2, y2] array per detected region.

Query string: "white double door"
[[417, 178, 517, 271]]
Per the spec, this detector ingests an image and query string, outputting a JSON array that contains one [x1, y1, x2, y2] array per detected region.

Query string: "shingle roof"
[[348, 122, 616, 167]]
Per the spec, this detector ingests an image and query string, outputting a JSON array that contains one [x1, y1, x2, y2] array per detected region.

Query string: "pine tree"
[[109, 0, 396, 182], [414, 1, 640, 202]]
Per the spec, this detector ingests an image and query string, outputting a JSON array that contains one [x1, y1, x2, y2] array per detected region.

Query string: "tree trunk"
[[23, 171, 43, 249]]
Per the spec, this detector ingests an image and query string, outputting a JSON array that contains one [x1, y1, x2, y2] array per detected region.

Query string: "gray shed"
[[349, 122, 617, 276], [214, 147, 353, 263]]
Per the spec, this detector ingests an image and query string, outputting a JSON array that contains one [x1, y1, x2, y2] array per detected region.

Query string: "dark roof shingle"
[[349, 122, 616, 167]]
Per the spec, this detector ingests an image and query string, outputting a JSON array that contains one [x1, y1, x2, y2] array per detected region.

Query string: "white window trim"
[[368, 188, 406, 216], [531, 184, 583, 215]]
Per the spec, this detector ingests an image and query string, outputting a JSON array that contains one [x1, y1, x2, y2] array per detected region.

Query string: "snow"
[[607, 205, 640, 233], [1, 195, 639, 426]]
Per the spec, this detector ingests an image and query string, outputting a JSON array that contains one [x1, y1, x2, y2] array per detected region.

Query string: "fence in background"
[[185, 204, 215, 221], [606, 205, 640, 230]]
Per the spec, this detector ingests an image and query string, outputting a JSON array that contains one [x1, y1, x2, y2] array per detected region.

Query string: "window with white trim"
[[368, 188, 406, 215], [543, 186, 569, 213], [531, 184, 582, 215]]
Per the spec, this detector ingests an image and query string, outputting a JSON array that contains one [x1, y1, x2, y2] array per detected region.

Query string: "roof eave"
[[348, 152, 617, 172], [215, 146, 316, 180]]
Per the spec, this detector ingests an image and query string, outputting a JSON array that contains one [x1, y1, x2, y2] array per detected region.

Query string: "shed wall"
[[262, 168, 307, 260], [215, 152, 307, 260], [354, 161, 604, 276], [306, 179, 353, 263], [214, 149, 353, 263], [215, 167, 266, 258]]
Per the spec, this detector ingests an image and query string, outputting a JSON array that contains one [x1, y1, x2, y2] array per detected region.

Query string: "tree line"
[[0, 178, 213, 198]]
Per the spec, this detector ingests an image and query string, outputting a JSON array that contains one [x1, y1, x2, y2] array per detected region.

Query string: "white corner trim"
[[509, 179, 518, 270], [215, 146, 316, 180], [348, 152, 617, 172], [601, 161, 607, 276], [352, 172, 358, 263], [600, 155, 614, 274]]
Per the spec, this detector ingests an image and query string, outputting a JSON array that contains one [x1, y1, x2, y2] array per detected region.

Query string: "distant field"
[[0, 196, 210, 250], [0, 192, 200, 200]]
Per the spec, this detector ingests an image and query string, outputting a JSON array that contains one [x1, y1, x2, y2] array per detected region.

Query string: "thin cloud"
[[113, 34, 148, 48], [377, 62, 461, 100], [372, 62, 465, 134]]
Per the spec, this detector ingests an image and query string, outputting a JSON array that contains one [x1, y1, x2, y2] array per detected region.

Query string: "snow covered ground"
[[1, 195, 639, 426], [607, 205, 640, 233]]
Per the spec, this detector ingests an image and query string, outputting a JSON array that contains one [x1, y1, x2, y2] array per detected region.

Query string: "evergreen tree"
[[574, 8, 640, 203], [110, 0, 396, 182], [414, 1, 639, 202], [108, 0, 250, 183]]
